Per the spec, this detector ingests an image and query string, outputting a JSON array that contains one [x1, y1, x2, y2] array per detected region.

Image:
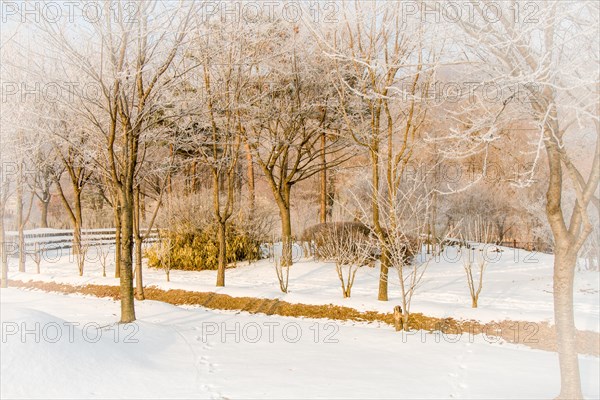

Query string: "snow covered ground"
[[5, 243, 599, 331], [2, 241, 599, 398], [2, 288, 599, 399]]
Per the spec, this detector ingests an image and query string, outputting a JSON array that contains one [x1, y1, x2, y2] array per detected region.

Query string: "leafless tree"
[[49, 124, 93, 265], [452, 3, 599, 396], [0, 164, 14, 287], [273, 255, 290, 294], [316, 223, 374, 298], [176, 18, 252, 286], [312, 1, 439, 301], [29, 242, 43, 275], [460, 218, 493, 309], [243, 21, 350, 268], [34, 0, 194, 322], [97, 245, 112, 278], [14, 134, 35, 273]]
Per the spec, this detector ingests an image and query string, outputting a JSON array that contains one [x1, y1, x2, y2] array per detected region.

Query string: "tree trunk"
[[554, 248, 582, 399], [1, 205, 7, 288], [244, 141, 255, 220], [17, 175, 25, 272], [133, 187, 144, 300], [134, 237, 143, 299], [119, 189, 136, 323], [393, 306, 402, 331], [378, 246, 390, 301], [327, 172, 335, 220], [371, 149, 388, 301], [471, 297, 478, 308], [320, 131, 327, 224], [279, 202, 293, 267], [114, 205, 121, 278], [343, 285, 351, 298], [72, 191, 83, 257], [216, 221, 226, 287], [40, 197, 49, 228]]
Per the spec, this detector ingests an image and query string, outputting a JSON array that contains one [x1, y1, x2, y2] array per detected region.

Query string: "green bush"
[[146, 223, 261, 271]]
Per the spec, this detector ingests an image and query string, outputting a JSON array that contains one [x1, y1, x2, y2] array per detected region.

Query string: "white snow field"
[[5, 242, 599, 331], [1, 241, 599, 398], [1, 288, 599, 399]]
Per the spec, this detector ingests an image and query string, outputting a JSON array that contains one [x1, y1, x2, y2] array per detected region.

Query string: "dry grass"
[[7, 279, 599, 356]]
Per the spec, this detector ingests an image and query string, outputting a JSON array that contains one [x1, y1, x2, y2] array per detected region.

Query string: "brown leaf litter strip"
[[6, 279, 599, 356]]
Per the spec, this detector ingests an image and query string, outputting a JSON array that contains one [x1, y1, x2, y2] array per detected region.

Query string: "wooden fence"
[[3, 228, 159, 256]]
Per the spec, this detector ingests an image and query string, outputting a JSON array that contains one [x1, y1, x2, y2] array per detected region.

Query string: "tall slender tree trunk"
[[133, 187, 144, 300], [40, 196, 50, 228], [543, 116, 589, 399], [327, 172, 335, 220], [320, 131, 327, 224], [371, 149, 388, 301], [278, 194, 293, 267], [17, 171, 25, 272], [244, 141, 255, 220], [114, 205, 121, 278], [119, 188, 136, 323], [1, 204, 7, 288], [216, 221, 226, 287], [554, 247, 583, 399], [73, 193, 83, 257]]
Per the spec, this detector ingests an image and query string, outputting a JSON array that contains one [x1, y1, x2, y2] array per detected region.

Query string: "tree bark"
[[280, 208, 293, 267], [114, 204, 121, 278], [244, 141, 256, 221], [133, 187, 144, 300], [0, 204, 7, 288], [73, 195, 82, 257], [39, 196, 50, 228], [541, 113, 591, 399], [134, 237, 143, 299], [554, 248, 583, 399], [119, 188, 136, 323], [17, 171, 25, 272], [320, 131, 327, 224], [371, 149, 388, 301], [378, 247, 390, 301], [216, 221, 226, 287]]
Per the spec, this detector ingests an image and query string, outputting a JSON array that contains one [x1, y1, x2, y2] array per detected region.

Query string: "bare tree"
[[244, 23, 349, 268], [273, 252, 290, 294], [15, 135, 35, 272], [97, 244, 112, 278], [460, 218, 493, 309], [316, 223, 374, 298], [178, 18, 251, 286], [313, 1, 439, 301], [352, 171, 448, 330], [384, 184, 437, 332], [0, 164, 14, 287], [36, 0, 193, 322], [50, 127, 93, 272], [133, 163, 171, 299], [453, 3, 599, 396], [29, 242, 43, 275], [27, 142, 58, 229], [74, 239, 90, 277]]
